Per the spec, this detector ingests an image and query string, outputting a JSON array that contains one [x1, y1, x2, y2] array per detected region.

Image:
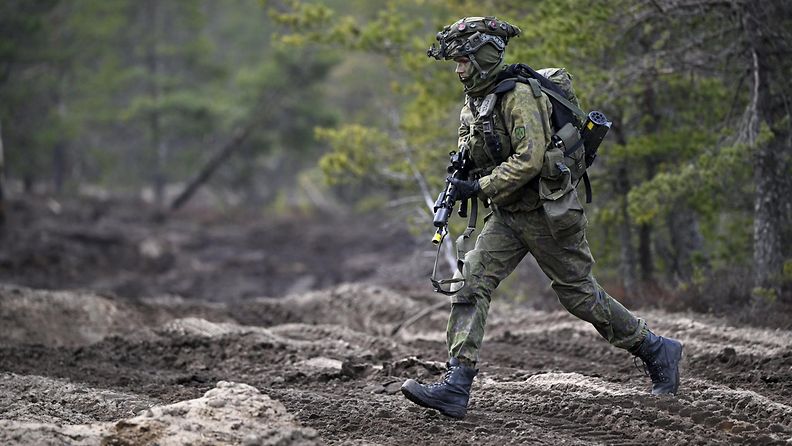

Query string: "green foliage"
[[316, 125, 388, 183], [2, 0, 790, 303], [783, 260, 792, 283], [0, 0, 337, 202], [751, 287, 778, 305], [269, 0, 792, 304]]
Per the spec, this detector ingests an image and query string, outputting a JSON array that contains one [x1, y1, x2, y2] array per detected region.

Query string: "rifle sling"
[[430, 197, 478, 295]]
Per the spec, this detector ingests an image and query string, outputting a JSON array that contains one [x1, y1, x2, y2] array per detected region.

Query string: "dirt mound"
[[0, 286, 243, 347], [0, 381, 318, 446], [233, 283, 427, 333], [0, 286, 146, 347], [104, 381, 319, 446], [0, 282, 424, 348], [0, 373, 154, 424]]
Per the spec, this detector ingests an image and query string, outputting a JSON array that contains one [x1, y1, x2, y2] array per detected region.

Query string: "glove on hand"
[[448, 177, 481, 200]]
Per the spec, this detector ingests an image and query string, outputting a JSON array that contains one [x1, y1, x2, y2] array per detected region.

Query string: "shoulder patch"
[[514, 126, 526, 141]]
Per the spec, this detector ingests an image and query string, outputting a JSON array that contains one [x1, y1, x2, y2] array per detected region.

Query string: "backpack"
[[483, 64, 611, 202]]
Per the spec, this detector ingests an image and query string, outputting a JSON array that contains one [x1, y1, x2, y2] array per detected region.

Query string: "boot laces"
[[428, 364, 458, 388], [633, 356, 668, 383]]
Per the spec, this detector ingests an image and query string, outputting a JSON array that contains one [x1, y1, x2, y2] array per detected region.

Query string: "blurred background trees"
[[0, 0, 789, 312]]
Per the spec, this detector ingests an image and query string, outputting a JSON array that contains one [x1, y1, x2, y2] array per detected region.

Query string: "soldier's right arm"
[[458, 103, 473, 148]]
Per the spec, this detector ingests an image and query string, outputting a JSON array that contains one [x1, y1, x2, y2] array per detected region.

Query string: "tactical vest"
[[459, 94, 512, 180]]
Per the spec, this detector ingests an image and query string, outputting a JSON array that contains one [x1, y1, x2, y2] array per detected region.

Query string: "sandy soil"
[[1, 197, 791, 445]]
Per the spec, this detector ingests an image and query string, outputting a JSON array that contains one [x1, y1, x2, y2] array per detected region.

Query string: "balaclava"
[[459, 44, 507, 97]]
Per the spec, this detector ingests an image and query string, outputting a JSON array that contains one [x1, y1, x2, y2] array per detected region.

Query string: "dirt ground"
[[0, 197, 791, 445]]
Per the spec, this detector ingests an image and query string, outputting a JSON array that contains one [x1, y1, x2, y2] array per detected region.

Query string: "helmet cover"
[[427, 17, 521, 61]]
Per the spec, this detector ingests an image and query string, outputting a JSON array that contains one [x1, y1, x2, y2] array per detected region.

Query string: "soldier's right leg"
[[447, 211, 528, 364]]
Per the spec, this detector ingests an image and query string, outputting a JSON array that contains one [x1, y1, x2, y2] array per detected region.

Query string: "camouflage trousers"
[[447, 206, 648, 363]]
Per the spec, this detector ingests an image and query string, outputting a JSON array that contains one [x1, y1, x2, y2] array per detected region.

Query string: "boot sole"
[[400, 381, 466, 419]]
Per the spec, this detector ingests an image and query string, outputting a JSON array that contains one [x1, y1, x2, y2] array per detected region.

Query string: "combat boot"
[[631, 331, 684, 395], [400, 357, 477, 419]]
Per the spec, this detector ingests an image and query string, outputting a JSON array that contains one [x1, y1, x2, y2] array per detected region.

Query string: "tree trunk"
[[52, 75, 68, 194], [170, 124, 255, 211], [666, 203, 705, 284], [638, 219, 654, 282], [0, 118, 5, 229], [615, 167, 637, 294], [745, 5, 785, 295], [638, 70, 660, 286], [52, 144, 66, 194], [752, 138, 784, 292], [145, 0, 166, 208], [23, 175, 34, 193]]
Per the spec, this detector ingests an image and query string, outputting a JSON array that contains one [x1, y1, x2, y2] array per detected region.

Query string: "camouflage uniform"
[[403, 19, 679, 415], [448, 81, 648, 364]]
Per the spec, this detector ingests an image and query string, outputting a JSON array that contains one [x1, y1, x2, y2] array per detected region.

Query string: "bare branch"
[[386, 108, 456, 273]]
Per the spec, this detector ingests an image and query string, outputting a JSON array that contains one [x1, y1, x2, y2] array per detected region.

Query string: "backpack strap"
[[526, 78, 542, 98], [537, 85, 586, 121], [581, 171, 593, 203]]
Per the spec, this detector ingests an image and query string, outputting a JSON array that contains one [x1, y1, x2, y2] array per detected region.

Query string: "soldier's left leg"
[[522, 210, 682, 394], [525, 219, 647, 350]]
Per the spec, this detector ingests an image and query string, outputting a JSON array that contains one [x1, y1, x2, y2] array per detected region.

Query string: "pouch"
[[541, 188, 587, 241], [538, 148, 586, 240], [538, 147, 574, 201]]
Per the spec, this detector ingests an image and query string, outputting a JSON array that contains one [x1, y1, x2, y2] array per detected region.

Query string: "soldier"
[[400, 17, 683, 419]]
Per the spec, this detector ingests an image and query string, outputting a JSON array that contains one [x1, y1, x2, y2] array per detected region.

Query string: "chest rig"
[[464, 91, 514, 177], [470, 93, 503, 162]]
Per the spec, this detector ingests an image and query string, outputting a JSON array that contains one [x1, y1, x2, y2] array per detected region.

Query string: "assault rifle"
[[431, 146, 473, 244], [429, 145, 477, 295]]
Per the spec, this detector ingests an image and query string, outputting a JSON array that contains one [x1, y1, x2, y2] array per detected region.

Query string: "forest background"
[[1, 0, 790, 322]]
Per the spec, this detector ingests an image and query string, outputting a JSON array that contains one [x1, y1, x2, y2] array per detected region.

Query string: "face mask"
[[456, 44, 505, 96]]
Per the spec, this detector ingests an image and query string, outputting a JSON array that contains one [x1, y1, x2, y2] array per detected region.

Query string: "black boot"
[[631, 331, 683, 395], [400, 358, 477, 419]]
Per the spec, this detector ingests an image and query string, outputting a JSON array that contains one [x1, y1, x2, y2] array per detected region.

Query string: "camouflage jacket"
[[458, 82, 554, 212]]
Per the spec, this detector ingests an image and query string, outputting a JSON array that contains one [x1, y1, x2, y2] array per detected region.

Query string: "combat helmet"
[[427, 17, 521, 78]]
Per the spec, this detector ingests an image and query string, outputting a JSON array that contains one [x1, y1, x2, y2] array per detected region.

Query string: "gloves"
[[448, 177, 481, 200]]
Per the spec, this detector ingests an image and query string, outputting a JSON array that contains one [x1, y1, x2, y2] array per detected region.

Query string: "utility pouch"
[[554, 122, 581, 154], [540, 146, 566, 182], [538, 150, 586, 240], [551, 122, 586, 182], [541, 187, 587, 241], [539, 143, 576, 197]]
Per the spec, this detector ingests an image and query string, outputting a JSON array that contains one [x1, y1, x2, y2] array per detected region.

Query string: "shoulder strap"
[[538, 85, 586, 120], [582, 171, 592, 203], [526, 78, 542, 98]]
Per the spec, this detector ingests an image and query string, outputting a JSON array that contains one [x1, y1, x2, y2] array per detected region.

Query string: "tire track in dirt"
[[474, 372, 792, 445]]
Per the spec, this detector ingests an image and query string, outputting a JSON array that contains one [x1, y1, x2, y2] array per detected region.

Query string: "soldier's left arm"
[[477, 85, 553, 204]]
